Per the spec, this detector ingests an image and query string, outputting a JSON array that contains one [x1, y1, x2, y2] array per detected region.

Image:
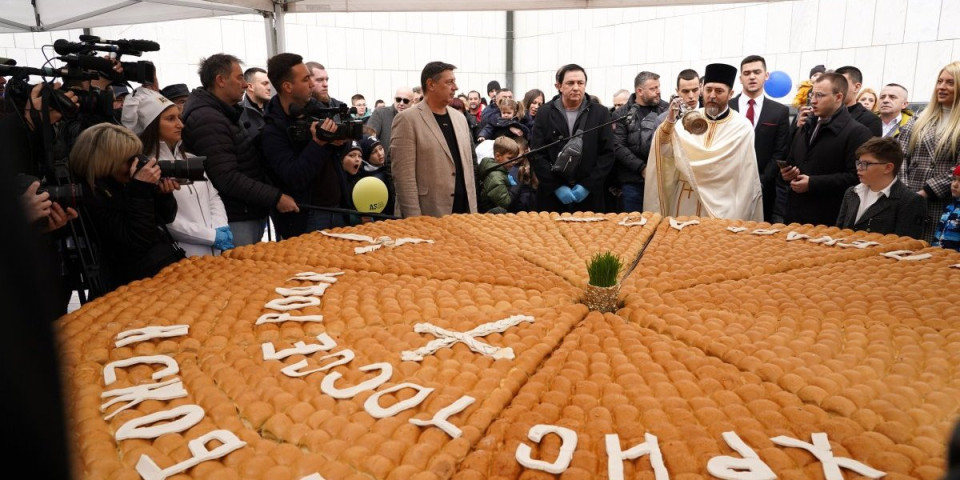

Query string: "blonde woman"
[[856, 88, 879, 114], [898, 61, 960, 242], [69, 123, 184, 291]]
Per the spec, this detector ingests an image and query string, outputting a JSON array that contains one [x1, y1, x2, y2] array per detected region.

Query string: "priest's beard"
[[705, 103, 722, 117]]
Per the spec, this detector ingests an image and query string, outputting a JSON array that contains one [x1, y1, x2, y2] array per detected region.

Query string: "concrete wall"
[[0, 11, 507, 107], [514, 0, 960, 107], [2, 1, 958, 108]]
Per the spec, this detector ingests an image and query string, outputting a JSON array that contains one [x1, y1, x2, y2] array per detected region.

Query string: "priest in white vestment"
[[643, 63, 764, 221]]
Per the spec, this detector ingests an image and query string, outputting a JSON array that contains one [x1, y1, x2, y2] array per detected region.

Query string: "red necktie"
[[746, 98, 756, 126]]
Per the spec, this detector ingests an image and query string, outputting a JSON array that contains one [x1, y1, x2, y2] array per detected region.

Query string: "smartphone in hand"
[[777, 160, 789, 169]]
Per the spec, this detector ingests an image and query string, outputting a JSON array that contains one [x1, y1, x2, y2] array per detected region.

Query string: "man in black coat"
[[530, 64, 615, 213], [781, 73, 873, 226], [836, 66, 883, 137], [613, 71, 669, 213], [729, 55, 791, 223], [182, 54, 298, 246], [835, 137, 926, 238]]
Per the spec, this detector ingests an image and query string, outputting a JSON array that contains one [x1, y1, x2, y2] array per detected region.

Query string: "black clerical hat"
[[703, 63, 738, 89], [160, 83, 190, 100]]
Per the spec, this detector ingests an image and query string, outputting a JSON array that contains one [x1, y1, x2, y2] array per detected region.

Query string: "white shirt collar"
[[855, 178, 895, 197]]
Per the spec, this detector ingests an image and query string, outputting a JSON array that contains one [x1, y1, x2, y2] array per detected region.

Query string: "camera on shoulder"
[[287, 99, 364, 142]]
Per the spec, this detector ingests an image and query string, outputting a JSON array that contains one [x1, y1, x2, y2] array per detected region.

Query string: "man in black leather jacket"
[[612, 71, 669, 213]]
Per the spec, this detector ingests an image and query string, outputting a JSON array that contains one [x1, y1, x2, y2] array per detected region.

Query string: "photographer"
[[68, 123, 184, 291], [2, 80, 81, 313], [261, 53, 347, 238], [122, 87, 232, 256], [182, 54, 295, 246]]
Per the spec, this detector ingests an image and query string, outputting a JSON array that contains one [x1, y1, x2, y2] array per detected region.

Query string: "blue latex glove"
[[214, 226, 234, 251], [555, 186, 576, 205], [570, 184, 590, 203], [508, 174, 518, 186]]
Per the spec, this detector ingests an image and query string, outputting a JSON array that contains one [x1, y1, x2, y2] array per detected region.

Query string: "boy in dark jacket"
[[835, 137, 926, 239], [933, 165, 960, 251], [355, 135, 396, 218]]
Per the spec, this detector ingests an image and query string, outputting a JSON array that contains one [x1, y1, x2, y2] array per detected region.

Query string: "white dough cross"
[[401, 315, 535, 361], [321, 231, 434, 255], [669, 218, 700, 231]]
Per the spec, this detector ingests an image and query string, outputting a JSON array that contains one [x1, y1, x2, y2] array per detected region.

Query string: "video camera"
[[287, 100, 364, 142], [54, 36, 159, 85], [134, 155, 208, 184], [0, 56, 115, 118]]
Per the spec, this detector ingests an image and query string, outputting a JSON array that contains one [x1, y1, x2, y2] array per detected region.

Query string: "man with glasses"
[[835, 137, 925, 238], [368, 87, 414, 163], [781, 73, 872, 226]]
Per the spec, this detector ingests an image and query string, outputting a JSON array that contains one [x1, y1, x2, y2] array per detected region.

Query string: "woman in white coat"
[[122, 87, 233, 256]]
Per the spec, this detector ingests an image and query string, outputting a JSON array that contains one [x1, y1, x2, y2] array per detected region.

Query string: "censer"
[[671, 94, 708, 135]]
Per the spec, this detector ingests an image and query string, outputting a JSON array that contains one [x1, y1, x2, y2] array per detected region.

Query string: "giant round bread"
[[58, 212, 960, 480]]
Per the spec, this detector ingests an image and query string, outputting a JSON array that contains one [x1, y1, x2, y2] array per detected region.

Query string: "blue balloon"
[[766, 71, 792, 98]]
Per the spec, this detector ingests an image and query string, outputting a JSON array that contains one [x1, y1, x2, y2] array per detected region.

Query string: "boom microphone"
[[54, 39, 117, 56], [78, 35, 160, 53]]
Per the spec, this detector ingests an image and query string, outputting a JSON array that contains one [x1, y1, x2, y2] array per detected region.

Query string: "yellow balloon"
[[352, 176, 389, 213]]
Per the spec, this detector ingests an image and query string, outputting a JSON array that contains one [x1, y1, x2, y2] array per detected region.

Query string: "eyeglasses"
[[395, 97, 411, 104], [855, 160, 887, 170]]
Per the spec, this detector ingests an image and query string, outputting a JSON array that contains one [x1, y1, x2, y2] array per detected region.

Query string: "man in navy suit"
[[729, 55, 791, 223]]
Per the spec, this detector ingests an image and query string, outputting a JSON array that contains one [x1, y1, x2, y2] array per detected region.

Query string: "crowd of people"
[[4, 46, 960, 479], [6, 51, 960, 309]]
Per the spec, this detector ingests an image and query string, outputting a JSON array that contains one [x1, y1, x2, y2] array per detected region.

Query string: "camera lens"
[[45, 184, 83, 210], [157, 158, 206, 183]]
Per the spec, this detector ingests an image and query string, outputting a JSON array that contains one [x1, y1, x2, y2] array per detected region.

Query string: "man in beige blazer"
[[391, 61, 478, 217]]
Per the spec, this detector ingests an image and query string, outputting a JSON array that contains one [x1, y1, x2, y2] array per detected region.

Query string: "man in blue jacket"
[[530, 64, 615, 213], [260, 53, 346, 239]]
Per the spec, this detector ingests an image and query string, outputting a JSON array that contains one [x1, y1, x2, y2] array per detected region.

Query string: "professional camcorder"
[[134, 155, 208, 184], [54, 36, 159, 84], [14, 174, 83, 211], [0, 56, 115, 118], [287, 100, 364, 142]]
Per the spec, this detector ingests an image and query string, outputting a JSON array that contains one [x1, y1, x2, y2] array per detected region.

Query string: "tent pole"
[[263, 10, 277, 58], [505, 10, 514, 91], [273, 1, 286, 53]]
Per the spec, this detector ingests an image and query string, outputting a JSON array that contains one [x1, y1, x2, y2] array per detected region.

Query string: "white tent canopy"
[[0, 0, 264, 33], [1, 0, 786, 32]]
